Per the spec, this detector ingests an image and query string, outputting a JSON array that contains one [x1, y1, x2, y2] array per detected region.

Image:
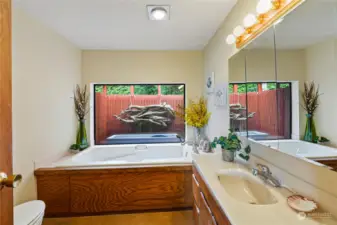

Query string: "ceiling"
[[249, 0, 337, 50], [14, 0, 237, 50]]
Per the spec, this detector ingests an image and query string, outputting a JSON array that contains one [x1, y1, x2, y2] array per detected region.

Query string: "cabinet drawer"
[[193, 203, 200, 225], [192, 174, 201, 207], [200, 192, 216, 225]]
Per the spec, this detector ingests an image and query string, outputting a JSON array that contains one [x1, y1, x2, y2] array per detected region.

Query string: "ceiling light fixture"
[[147, 5, 170, 21]]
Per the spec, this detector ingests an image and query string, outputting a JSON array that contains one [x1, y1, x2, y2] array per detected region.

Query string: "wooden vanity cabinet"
[[192, 165, 232, 225]]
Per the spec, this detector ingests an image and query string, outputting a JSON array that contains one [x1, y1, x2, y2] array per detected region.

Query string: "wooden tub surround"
[[34, 166, 193, 217]]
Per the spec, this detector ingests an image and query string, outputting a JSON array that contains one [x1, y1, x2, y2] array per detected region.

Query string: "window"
[[94, 84, 185, 145], [229, 82, 292, 140]]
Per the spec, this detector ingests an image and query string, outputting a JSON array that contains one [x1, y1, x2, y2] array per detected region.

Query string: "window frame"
[[91, 83, 187, 146], [229, 81, 292, 140]]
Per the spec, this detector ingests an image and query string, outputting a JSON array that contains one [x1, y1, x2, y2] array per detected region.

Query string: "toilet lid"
[[14, 201, 45, 225]]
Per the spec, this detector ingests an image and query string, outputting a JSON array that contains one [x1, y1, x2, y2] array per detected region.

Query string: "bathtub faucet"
[[176, 134, 199, 154]]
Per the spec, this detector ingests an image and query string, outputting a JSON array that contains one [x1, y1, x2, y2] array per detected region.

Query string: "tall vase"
[[194, 127, 206, 145], [76, 119, 89, 150], [304, 114, 317, 143]]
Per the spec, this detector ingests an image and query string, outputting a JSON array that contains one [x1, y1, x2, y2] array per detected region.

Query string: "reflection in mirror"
[[244, 27, 281, 141], [272, 0, 337, 171], [228, 50, 248, 137]]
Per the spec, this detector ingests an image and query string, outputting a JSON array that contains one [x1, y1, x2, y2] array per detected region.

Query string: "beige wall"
[[229, 49, 306, 82], [305, 38, 337, 146], [82, 50, 204, 140], [12, 9, 82, 205], [204, 0, 337, 216], [204, 0, 258, 138]]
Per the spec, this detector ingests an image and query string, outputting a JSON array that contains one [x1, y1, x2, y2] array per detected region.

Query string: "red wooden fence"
[[95, 93, 185, 144], [230, 89, 287, 137]]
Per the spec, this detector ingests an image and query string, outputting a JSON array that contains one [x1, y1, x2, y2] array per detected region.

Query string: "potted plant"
[[211, 129, 250, 162], [70, 85, 90, 151], [316, 136, 330, 145]]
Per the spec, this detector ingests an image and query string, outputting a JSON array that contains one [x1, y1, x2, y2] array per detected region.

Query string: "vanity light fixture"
[[225, 0, 304, 48], [256, 0, 273, 14], [226, 34, 236, 45], [147, 5, 170, 21], [243, 14, 258, 28], [233, 25, 245, 37], [274, 17, 284, 25]]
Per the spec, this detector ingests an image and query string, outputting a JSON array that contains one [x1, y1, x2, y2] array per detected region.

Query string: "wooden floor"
[[43, 210, 193, 225]]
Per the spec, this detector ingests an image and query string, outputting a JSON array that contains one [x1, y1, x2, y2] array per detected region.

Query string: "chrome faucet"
[[252, 163, 281, 187], [176, 134, 199, 154]]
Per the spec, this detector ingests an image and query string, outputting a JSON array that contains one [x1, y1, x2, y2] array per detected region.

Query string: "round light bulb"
[[226, 34, 236, 45], [256, 0, 273, 14], [233, 25, 245, 37], [151, 8, 167, 20], [243, 14, 257, 28]]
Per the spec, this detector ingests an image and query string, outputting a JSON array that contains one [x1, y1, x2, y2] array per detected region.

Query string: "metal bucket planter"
[[222, 149, 236, 162]]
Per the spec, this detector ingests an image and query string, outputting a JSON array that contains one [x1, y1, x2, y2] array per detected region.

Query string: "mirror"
[[272, 0, 337, 171], [228, 50, 248, 137], [243, 27, 279, 141]]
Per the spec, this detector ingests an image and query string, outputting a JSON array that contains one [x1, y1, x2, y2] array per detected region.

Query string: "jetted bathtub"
[[37, 144, 194, 216], [54, 144, 192, 168], [257, 139, 337, 168]]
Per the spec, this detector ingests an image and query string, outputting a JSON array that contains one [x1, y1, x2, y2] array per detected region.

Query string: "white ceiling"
[[250, 0, 337, 50], [14, 0, 237, 50]]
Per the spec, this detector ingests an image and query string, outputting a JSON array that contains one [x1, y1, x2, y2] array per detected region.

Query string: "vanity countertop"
[[193, 153, 337, 225]]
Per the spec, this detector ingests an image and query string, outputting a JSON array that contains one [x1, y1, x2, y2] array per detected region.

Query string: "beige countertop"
[[193, 153, 337, 225]]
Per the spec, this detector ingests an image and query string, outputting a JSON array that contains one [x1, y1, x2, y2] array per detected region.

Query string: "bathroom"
[[1, 0, 337, 225]]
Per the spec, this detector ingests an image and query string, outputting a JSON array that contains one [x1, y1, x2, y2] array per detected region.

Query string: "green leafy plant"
[[315, 136, 330, 143], [211, 129, 250, 161]]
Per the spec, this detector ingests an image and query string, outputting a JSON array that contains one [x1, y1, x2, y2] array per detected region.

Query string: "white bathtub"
[[54, 144, 192, 168], [258, 140, 337, 159]]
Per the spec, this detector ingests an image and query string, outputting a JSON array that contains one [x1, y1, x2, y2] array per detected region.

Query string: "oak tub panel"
[[35, 166, 193, 217]]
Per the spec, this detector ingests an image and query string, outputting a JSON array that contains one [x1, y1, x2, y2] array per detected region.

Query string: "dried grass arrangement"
[[74, 85, 90, 120], [301, 81, 320, 115], [71, 85, 90, 151]]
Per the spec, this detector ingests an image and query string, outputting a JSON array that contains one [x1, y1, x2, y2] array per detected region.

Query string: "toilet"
[[14, 200, 45, 225]]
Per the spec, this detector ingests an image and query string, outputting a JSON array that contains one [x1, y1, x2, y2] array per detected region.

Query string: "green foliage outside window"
[[95, 85, 103, 93], [95, 84, 185, 95], [161, 85, 184, 95], [247, 84, 258, 92], [267, 83, 277, 90], [229, 84, 233, 94], [107, 85, 130, 95], [279, 83, 290, 88], [134, 85, 158, 95]]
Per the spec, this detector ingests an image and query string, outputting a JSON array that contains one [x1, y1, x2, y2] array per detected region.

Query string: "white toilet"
[[14, 200, 45, 225]]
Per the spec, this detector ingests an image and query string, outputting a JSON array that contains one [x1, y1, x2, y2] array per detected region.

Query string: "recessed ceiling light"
[[147, 5, 170, 21]]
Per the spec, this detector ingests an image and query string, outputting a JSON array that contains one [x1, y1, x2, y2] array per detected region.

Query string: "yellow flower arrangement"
[[177, 97, 211, 128]]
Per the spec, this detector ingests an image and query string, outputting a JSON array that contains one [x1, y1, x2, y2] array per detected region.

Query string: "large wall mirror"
[[230, 0, 337, 173], [271, 0, 337, 171], [228, 50, 248, 137], [244, 27, 280, 141]]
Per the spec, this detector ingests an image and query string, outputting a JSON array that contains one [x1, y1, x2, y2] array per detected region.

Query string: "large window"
[[94, 84, 185, 145], [229, 82, 292, 140]]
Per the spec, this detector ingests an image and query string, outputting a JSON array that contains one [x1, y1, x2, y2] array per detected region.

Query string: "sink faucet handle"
[[256, 164, 271, 174]]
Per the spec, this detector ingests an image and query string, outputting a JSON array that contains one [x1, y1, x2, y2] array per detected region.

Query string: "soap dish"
[[287, 195, 318, 213]]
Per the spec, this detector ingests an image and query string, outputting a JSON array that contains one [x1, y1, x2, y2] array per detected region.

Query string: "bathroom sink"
[[217, 168, 278, 205]]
